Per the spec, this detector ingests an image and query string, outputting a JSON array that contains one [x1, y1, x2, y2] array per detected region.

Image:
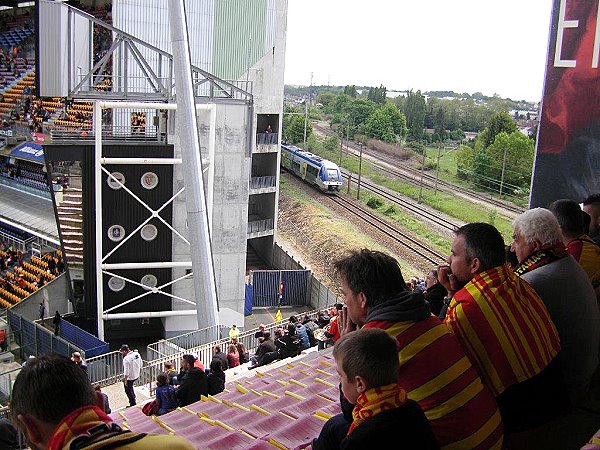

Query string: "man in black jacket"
[[210, 345, 229, 371], [175, 354, 208, 407], [275, 323, 301, 359], [249, 331, 277, 369]]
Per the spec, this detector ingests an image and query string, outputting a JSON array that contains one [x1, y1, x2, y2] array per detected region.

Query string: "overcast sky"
[[284, 1, 554, 102]]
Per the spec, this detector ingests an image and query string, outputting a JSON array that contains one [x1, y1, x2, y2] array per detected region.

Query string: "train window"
[[327, 169, 339, 180]]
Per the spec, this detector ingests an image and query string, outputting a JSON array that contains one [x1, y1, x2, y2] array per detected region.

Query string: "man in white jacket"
[[120, 344, 143, 407]]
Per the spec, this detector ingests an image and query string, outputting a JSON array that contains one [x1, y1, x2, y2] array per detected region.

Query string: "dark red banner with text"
[[530, 0, 600, 207]]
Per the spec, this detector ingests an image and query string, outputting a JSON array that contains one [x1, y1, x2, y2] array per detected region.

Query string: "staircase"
[[57, 188, 84, 268]]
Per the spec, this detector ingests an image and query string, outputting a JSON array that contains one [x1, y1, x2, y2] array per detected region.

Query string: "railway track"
[[326, 193, 447, 267], [370, 155, 525, 216], [314, 122, 526, 217], [340, 170, 459, 232]]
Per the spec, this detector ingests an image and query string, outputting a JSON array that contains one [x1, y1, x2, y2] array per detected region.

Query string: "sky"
[[284, 1, 554, 103]]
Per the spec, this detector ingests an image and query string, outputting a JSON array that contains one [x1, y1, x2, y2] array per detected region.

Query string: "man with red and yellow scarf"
[[11, 354, 195, 450], [439, 223, 568, 436], [312, 249, 503, 450]]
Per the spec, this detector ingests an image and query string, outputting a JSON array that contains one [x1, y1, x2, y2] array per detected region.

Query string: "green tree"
[[404, 90, 426, 141], [381, 103, 408, 138], [434, 107, 446, 141], [455, 144, 476, 180], [323, 135, 339, 152], [367, 84, 387, 105], [316, 91, 336, 108], [284, 114, 312, 144], [483, 111, 517, 147], [364, 108, 395, 142], [486, 131, 535, 190], [343, 85, 358, 98], [347, 98, 376, 135]]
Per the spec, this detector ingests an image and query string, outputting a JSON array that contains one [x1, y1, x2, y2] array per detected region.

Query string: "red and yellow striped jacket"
[[566, 235, 600, 303], [444, 263, 560, 397], [364, 316, 503, 450]]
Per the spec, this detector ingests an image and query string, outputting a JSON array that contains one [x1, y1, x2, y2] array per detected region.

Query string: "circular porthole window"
[[140, 224, 158, 242], [141, 274, 158, 290], [141, 172, 159, 190], [107, 172, 126, 190], [108, 276, 126, 292], [107, 225, 126, 242]]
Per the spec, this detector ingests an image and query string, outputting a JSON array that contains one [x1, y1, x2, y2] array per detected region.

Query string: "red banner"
[[32, 132, 48, 144], [530, 0, 600, 207]]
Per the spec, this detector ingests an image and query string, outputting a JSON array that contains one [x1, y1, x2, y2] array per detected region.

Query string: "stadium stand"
[[110, 350, 341, 450]]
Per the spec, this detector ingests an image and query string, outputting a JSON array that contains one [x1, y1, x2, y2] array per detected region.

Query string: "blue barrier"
[[60, 319, 109, 357], [250, 270, 310, 307]]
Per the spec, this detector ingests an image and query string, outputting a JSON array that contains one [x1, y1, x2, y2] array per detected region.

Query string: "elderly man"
[[313, 249, 503, 450], [511, 208, 600, 404], [439, 222, 568, 434], [71, 351, 87, 375], [10, 354, 194, 449], [423, 268, 447, 317]]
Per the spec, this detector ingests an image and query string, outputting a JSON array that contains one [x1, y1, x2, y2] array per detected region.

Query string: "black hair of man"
[[10, 353, 96, 426], [182, 354, 195, 366], [333, 249, 407, 307], [333, 328, 399, 388], [583, 193, 600, 207], [455, 223, 506, 270], [548, 199, 584, 238]]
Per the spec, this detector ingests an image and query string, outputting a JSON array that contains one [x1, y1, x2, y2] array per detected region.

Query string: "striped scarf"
[[446, 264, 560, 396], [348, 383, 407, 435], [514, 242, 567, 276], [48, 405, 119, 450]]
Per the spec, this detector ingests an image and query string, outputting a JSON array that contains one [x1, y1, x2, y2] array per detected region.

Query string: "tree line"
[[283, 85, 535, 197]]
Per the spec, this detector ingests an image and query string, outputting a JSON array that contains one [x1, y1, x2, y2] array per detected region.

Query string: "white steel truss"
[[94, 101, 216, 339]]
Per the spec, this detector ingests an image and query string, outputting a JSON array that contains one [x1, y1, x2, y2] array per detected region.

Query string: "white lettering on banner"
[[0, 129, 13, 137], [554, 0, 579, 68], [553, 0, 600, 68], [17, 146, 44, 157]]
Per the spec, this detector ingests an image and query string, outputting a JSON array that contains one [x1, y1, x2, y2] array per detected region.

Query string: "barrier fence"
[[249, 269, 310, 307], [7, 309, 84, 361]]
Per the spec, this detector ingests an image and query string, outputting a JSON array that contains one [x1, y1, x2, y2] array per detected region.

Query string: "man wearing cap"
[[120, 344, 143, 407]]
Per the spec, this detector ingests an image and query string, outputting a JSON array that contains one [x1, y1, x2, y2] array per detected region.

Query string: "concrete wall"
[[158, 0, 288, 337], [166, 102, 251, 336], [11, 273, 71, 322], [244, 0, 288, 267]]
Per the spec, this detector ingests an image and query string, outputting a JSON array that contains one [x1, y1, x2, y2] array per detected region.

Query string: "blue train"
[[280, 143, 343, 194]]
